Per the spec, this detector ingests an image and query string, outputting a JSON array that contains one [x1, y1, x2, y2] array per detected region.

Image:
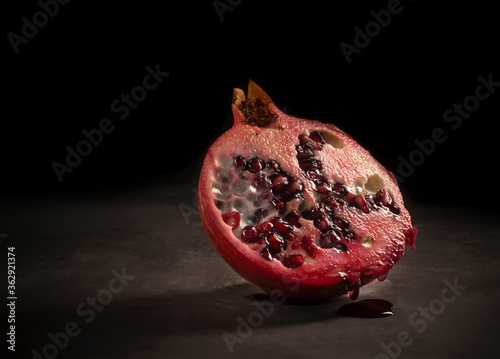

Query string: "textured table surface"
[[2, 175, 499, 359]]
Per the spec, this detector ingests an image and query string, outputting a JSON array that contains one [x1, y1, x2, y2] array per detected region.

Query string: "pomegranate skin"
[[198, 82, 417, 301]]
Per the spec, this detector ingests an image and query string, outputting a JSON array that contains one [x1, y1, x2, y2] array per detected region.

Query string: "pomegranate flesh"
[[198, 81, 417, 300]]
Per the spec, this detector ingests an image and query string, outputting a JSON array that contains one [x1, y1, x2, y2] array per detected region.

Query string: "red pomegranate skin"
[[198, 81, 417, 300]]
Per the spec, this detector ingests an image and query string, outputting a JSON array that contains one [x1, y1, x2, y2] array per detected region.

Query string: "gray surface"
[[2, 176, 499, 358]]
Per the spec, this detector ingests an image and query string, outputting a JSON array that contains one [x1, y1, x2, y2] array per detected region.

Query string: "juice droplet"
[[338, 299, 393, 318], [347, 285, 360, 300], [376, 272, 389, 282]]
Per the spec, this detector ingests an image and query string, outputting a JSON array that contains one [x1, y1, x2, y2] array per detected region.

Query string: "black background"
[[3, 0, 499, 206]]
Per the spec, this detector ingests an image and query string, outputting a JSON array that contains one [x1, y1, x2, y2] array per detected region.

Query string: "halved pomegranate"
[[198, 81, 417, 300]]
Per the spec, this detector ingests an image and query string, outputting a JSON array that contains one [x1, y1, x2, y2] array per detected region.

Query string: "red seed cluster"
[[233, 155, 304, 211], [224, 131, 400, 268], [295, 131, 399, 251]]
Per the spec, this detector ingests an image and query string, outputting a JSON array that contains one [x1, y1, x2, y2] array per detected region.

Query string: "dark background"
[[3, 0, 499, 203], [2, 1, 500, 359]]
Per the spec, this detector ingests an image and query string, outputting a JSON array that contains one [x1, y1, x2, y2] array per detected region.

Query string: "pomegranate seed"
[[309, 131, 326, 146], [270, 173, 289, 194], [322, 196, 344, 209], [221, 211, 241, 230], [241, 226, 259, 243], [284, 210, 301, 228], [344, 231, 357, 241], [332, 183, 348, 196], [375, 188, 392, 206], [351, 194, 369, 213], [272, 218, 293, 238], [261, 247, 277, 261], [310, 202, 333, 219], [315, 181, 332, 194], [374, 188, 399, 214], [319, 231, 342, 249], [267, 159, 281, 172], [343, 192, 356, 202], [234, 156, 247, 168], [284, 177, 304, 195], [256, 221, 273, 235], [266, 233, 287, 252], [299, 133, 322, 150], [300, 237, 317, 258], [299, 159, 322, 171], [283, 254, 304, 269], [332, 217, 349, 229], [301, 210, 312, 220], [314, 217, 331, 232], [248, 157, 265, 173], [272, 197, 285, 209], [389, 203, 400, 215], [304, 169, 323, 182], [253, 172, 271, 189], [298, 133, 308, 145], [295, 145, 314, 159], [332, 242, 347, 252]]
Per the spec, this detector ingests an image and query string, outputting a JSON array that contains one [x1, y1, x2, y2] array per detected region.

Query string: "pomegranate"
[[198, 80, 417, 300]]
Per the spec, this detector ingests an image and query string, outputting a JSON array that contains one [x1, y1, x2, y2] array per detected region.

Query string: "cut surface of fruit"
[[198, 80, 417, 300]]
